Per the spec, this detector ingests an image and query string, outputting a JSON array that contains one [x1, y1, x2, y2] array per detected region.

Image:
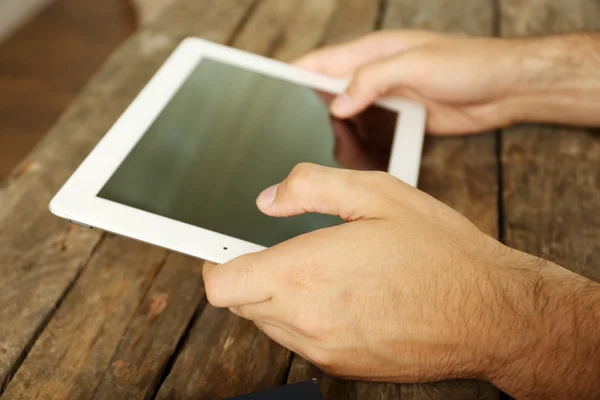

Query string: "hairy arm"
[[506, 32, 600, 127], [483, 254, 600, 399]]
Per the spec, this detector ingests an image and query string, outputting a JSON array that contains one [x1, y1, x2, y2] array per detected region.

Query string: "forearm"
[[483, 254, 600, 399], [507, 32, 600, 127]]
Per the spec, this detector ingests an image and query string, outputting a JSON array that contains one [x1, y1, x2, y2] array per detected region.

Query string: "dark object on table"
[[226, 380, 325, 399]]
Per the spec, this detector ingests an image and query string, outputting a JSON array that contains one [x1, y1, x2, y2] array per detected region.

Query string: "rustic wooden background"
[[0, 0, 599, 398]]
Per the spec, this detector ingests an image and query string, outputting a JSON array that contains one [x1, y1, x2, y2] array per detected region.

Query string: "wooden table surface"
[[1, 0, 599, 398]]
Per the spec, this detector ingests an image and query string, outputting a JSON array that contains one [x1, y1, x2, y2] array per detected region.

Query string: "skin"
[[203, 31, 600, 399]]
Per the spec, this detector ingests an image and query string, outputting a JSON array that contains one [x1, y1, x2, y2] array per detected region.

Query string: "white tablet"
[[49, 38, 426, 264]]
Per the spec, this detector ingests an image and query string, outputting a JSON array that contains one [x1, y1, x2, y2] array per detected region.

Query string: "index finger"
[[293, 30, 441, 76], [292, 34, 388, 77], [203, 224, 333, 308]]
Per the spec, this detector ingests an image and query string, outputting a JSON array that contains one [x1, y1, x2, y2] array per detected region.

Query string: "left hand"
[[202, 163, 538, 383]]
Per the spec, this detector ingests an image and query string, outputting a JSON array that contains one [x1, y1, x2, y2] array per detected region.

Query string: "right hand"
[[295, 30, 569, 135]]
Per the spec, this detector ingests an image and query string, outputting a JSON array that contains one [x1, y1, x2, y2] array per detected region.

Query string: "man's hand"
[[295, 30, 600, 134], [203, 163, 600, 399]]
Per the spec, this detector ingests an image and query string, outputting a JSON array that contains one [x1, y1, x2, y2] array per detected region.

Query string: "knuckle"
[[281, 266, 309, 291], [287, 162, 315, 192], [369, 170, 395, 187], [351, 64, 388, 98], [353, 171, 386, 196], [350, 69, 373, 95]]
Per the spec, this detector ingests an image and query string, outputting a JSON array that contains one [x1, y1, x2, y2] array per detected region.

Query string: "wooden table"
[[1, 0, 598, 398]]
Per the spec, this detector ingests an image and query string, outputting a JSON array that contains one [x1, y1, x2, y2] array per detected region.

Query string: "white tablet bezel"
[[49, 38, 426, 264]]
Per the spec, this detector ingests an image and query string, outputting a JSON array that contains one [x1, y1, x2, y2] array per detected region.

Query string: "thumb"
[[331, 52, 422, 118], [256, 163, 394, 221]]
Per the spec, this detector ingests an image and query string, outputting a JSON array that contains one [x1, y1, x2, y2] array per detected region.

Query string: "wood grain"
[[232, 0, 301, 56], [271, 0, 338, 62], [91, 252, 205, 399], [384, 0, 497, 35], [0, 0, 255, 396], [500, 0, 600, 281], [2, 236, 167, 399], [321, 0, 380, 45], [287, 0, 501, 398], [155, 307, 290, 399]]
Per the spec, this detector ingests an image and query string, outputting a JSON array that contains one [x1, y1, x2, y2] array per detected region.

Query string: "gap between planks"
[[0, 236, 107, 395]]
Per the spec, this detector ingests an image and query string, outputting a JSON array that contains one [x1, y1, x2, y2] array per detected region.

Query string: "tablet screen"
[[97, 58, 398, 247]]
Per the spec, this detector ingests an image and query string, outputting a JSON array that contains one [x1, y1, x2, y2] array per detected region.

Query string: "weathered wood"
[[2, 236, 166, 399], [322, 0, 379, 45], [232, 0, 301, 57], [0, 0, 255, 396], [91, 252, 205, 399], [288, 0, 501, 398], [155, 307, 290, 399], [383, 0, 498, 35], [148, 0, 258, 43], [500, 0, 600, 281], [271, 0, 338, 62]]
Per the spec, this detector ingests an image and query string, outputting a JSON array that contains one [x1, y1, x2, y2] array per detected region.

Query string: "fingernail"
[[257, 184, 279, 209], [331, 94, 356, 115]]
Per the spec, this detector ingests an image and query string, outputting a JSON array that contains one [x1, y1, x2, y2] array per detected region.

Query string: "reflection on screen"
[[98, 58, 398, 247]]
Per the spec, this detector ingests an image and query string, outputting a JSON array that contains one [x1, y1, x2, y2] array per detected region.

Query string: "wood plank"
[[155, 307, 290, 399], [288, 0, 501, 398], [228, 0, 339, 62], [500, 0, 600, 281], [91, 252, 205, 399], [232, 0, 301, 56], [383, 0, 497, 35], [148, 0, 259, 43], [0, 0, 255, 396], [271, 0, 338, 62], [322, 0, 379, 45], [2, 236, 167, 399]]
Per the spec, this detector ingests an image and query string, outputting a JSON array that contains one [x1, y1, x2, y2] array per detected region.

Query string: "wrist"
[[480, 250, 600, 399], [503, 33, 600, 127]]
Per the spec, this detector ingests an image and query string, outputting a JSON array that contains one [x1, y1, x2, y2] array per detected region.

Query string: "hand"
[[204, 163, 496, 382], [295, 30, 600, 133], [202, 163, 600, 399]]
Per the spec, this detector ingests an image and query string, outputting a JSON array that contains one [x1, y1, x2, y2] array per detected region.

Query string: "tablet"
[[49, 38, 426, 264]]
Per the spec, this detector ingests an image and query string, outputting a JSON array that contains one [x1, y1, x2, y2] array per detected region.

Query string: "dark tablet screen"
[[98, 58, 398, 247]]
